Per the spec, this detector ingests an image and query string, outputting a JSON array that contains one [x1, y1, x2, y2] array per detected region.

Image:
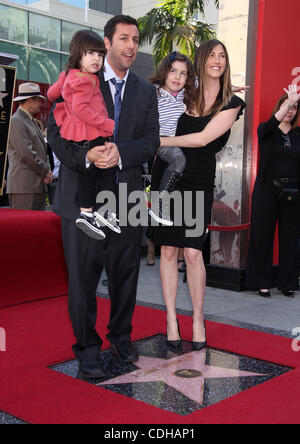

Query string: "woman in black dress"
[[151, 40, 246, 351], [246, 85, 300, 298]]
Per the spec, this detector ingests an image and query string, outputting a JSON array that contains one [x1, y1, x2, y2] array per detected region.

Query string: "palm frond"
[[153, 31, 174, 67], [138, 7, 176, 46], [138, 0, 219, 66], [158, 0, 219, 16]]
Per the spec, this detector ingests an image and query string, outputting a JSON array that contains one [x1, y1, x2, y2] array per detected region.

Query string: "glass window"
[[92, 28, 104, 39], [90, 0, 107, 13], [0, 4, 28, 44], [62, 21, 86, 53], [0, 41, 28, 81], [106, 0, 122, 15], [29, 48, 60, 85], [61, 54, 69, 71], [29, 13, 61, 51], [90, 0, 122, 15]]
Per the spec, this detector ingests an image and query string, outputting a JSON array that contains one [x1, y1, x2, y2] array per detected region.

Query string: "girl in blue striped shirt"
[[149, 52, 197, 226]]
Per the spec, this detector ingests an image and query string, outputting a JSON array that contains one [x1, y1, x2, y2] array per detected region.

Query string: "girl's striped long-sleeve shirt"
[[156, 86, 186, 137]]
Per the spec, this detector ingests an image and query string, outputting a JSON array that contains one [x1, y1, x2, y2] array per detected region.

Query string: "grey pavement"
[[97, 256, 300, 339]]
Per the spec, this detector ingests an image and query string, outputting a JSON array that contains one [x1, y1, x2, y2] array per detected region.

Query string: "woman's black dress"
[[151, 95, 246, 251]]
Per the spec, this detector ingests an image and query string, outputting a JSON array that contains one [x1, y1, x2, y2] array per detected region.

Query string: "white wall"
[[28, 0, 111, 29], [122, 0, 158, 19], [198, 0, 219, 28]]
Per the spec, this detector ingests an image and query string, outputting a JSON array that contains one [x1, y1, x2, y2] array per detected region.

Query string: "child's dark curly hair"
[[149, 52, 197, 114]]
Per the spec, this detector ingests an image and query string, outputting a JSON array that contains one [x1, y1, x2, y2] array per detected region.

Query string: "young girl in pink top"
[[48, 29, 120, 240]]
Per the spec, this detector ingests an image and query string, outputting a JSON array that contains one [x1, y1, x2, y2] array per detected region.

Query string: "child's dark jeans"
[[74, 137, 117, 209]]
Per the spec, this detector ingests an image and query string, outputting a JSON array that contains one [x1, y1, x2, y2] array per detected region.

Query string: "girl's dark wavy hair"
[[65, 30, 106, 74], [149, 52, 197, 114]]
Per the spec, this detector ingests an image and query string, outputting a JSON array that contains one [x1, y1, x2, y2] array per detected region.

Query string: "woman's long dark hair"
[[194, 39, 233, 117], [149, 52, 197, 115], [65, 30, 106, 74]]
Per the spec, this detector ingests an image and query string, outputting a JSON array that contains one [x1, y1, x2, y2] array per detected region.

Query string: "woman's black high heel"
[[167, 319, 182, 352], [192, 321, 207, 351], [281, 290, 295, 298], [259, 289, 271, 298]]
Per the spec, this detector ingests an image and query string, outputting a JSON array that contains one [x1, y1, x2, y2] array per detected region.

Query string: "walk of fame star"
[[51, 334, 291, 416], [0, 92, 8, 108], [97, 350, 266, 405]]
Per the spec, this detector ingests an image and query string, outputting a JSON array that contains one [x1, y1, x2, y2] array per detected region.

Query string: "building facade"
[[0, 0, 219, 85], [0, 0, 218, 122], [0, 0, 159, 122]]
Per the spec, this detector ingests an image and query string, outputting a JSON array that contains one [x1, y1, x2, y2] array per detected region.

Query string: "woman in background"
[[246, 85, 300, 298]]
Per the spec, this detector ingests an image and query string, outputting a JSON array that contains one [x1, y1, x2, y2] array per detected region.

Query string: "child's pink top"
[[47, 69, 114, 142]]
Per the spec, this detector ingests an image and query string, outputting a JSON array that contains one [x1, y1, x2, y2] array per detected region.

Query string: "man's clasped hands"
[[87, 142, 120, 170]]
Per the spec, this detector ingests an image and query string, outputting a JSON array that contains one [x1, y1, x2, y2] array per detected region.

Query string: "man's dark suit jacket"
[[47, 69, 160, 220]]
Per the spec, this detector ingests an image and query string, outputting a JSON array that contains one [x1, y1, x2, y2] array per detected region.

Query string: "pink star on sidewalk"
[[0, 92, 8, 108], [98, 351, 266, 405]]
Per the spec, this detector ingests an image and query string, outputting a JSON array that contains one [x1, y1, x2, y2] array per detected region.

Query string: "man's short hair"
[[104, 15, 139, 43]]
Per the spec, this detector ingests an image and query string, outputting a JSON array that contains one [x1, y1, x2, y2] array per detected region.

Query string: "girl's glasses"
[[282, 134, 292, 150]]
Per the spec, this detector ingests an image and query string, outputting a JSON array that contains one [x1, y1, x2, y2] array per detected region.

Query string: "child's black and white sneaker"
[[148, 192, 174, 227], [76, 213, 106, 240], [94, 210, 121, 234]]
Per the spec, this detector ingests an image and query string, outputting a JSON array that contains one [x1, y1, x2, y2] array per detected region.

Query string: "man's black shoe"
[[111, 342, 139, 363], [79, 360, 106, 379]]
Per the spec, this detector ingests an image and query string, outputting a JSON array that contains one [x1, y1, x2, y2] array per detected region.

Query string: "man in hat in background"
[[7, 82, 53, 211]]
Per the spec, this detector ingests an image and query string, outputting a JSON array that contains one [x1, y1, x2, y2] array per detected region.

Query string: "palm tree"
[[138, 0, 219, 67]]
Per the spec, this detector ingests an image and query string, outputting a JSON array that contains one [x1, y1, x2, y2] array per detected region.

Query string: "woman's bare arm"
[[160, 106, 241, 148]]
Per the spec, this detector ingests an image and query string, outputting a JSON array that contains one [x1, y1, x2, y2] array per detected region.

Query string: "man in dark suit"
[[47, 15, 160, 378]]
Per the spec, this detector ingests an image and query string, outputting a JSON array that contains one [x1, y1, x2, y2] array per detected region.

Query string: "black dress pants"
[[61, 218, 143, 361], [246, 181, 300, 292]]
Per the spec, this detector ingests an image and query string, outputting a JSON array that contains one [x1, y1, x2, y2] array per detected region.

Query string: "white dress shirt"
[[52, 152, 61, 179], [104, 58, 129, 103]]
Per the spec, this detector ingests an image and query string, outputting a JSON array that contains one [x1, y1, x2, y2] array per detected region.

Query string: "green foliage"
[[138, 0, 219, 66]]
